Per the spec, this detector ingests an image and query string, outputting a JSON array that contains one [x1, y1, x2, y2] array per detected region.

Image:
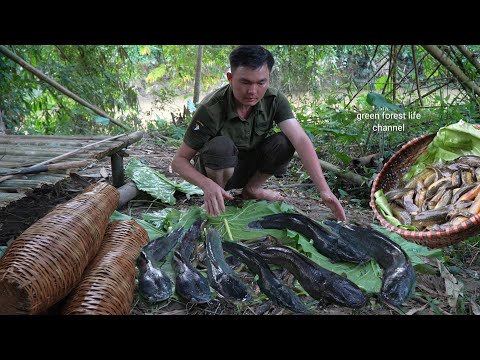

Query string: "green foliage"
[[143, 45, 235, 98], [366, 92, 403, 112], [125, 158, 203, 205], [0, 45, 141, 135]]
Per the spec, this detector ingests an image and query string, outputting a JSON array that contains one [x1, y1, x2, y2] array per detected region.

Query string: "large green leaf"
[[125, 158, 203, 205], [110, 210, 165, 240], [207, 200, 297, 243], [125, 159, 176, 204], [371, 225, 444, 275], [293, 230, 383, 294], [142, 208, 181, 232], [176, 180, 204, 196], [366, 92, 403, 112], [404, 120, 480, 182]]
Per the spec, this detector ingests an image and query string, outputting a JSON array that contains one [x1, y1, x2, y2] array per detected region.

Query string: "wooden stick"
[[0, 45, 131, 131], [34, 133, 126, 166]]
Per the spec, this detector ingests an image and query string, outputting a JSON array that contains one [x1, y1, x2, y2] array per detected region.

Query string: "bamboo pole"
[[455, 45, 480, 73], [422, 45, 480, 98], [117, 181, 140, 209], [318, 159, 368, 186], [0, 45, 131, 131], [0, 160, 91, 177], [411, 45, 424, 106], [293, 154, 368, 187], [408, 80, 454, 106], [0, 133, 125, 183], [33, 133, 126, 166]]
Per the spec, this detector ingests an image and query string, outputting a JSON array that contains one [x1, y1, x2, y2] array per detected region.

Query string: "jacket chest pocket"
[[254, 115, 271, 135]]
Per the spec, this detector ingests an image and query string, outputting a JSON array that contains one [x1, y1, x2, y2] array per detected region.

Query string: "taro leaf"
[[125, 159, 176, 204], [366, 92, 403, 112], [110, 210, 164, 240], [143, 208, 181, 232], [176, 180, 204, 196], [207, 200, 298, 244], [174, 206, 205, 230], [125, 159, 203, 205]]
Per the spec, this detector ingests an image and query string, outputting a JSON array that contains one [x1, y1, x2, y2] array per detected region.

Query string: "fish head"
[[138, 267, 173, 303], [176, 270, 212, 304], [272, 285, 309, 314], [380, 264, 416, 307], [326, 278, 368, 308]]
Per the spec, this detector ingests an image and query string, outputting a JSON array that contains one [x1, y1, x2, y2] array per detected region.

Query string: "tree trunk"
[[193, 45, 204, 105], [422, 45, 480, 98]]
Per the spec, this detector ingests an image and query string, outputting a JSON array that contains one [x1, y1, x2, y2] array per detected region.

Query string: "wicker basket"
[[0, 182, 119, 314], [61, 220, 148, 315], [370, 133, 480, 248]]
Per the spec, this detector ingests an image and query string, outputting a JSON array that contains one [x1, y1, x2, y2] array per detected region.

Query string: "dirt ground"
[[2, 134, 480, 315]]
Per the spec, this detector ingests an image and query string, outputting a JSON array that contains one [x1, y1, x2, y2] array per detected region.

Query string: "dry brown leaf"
[[436, 259, 464, 308], [471, 301, 480, 315], [405, 303, 429, 315]]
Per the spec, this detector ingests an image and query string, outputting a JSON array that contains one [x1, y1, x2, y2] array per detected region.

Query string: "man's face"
[[228, 64, 270, 107]]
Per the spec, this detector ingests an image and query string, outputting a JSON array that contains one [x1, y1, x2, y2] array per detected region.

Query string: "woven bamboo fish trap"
[[61, 220, 149, 315], [0, 182, 119, 314], [370, 133, 480, 248]]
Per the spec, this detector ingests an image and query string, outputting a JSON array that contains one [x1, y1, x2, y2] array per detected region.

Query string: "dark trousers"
[[195, 133, 295, 190]]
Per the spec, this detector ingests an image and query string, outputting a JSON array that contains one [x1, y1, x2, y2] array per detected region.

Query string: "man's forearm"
[[293, 137, 331, 193]]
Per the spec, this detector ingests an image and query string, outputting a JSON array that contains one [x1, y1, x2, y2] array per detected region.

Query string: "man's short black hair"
[[229, 45, 274, 73]]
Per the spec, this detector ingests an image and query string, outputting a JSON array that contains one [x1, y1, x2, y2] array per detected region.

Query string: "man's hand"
[[320, 190, 347, 221], [202, 179, 234, 216]]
